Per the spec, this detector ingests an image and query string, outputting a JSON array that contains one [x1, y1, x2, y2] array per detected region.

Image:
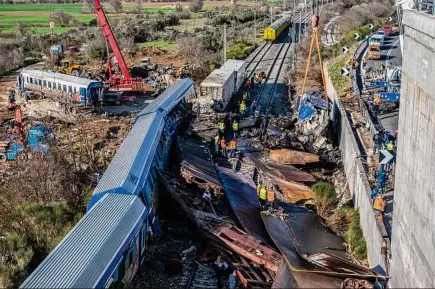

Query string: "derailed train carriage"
[[264, 14, 292, 41], [20, 79, 196, 289], [18, 69, 104, 105]]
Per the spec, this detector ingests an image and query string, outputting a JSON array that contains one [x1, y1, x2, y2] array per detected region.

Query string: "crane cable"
[[298, 0, 327, 112]]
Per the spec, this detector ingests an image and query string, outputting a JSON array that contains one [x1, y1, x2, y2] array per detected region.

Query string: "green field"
[[139, 40, 176, 48], [0, 3, 175, 35]]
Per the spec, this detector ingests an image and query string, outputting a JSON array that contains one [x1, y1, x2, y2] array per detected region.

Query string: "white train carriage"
[[18, 69, 104, 105]]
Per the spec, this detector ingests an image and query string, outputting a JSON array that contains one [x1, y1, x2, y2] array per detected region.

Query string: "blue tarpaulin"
[[364, 81, 388, 89], [378, 92, 400, 102], [297, 97, 317, 122]]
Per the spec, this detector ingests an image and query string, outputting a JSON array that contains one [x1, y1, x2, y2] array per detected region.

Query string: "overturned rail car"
[[20, 79, 196, 289]]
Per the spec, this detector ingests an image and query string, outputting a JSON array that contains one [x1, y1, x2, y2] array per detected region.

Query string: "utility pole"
[[270, 5, 273, 25], [298, 10, 302, 42], [223, 23, 227, 63], [254, 9, 257, 45]]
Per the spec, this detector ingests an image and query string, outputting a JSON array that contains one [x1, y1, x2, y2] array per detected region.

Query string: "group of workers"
[[256, 182, 275, 210], [215, 119, 239, 158]]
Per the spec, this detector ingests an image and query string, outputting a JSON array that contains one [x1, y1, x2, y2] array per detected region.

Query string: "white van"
[[369, 34, 384, 47]]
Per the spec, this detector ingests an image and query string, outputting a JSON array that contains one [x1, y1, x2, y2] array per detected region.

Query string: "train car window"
[[26, 77, 29, 83], [74, 87, 77, 94], [68, 86, 72, 94], [38, 79, 42, 85], [48, 82, 52, 89], [29, 77, 32, 83], [79, 87, 86, 97], [43, 80, 47, 87], [63, 84, 67, 92], [58, 83, 62, 90]]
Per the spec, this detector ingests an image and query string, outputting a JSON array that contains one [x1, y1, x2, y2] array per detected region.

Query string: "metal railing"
[[414, 0, 435, 15]]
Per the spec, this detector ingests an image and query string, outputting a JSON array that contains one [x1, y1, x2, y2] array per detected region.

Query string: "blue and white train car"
[[21, 194, 148, 289], [17, 69, 104, 105], [20, 79, 196, 289]]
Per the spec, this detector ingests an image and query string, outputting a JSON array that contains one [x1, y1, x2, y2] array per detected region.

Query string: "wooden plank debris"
[[269, 149, 320, 165]]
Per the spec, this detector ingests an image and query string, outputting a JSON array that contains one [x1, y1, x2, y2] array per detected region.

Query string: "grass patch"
[[312, 181, 337, 202], [344, 211, 368, 260], [139, 40, 176, 49], [227, 42, 254, 59], [328, 55, 350, 95]]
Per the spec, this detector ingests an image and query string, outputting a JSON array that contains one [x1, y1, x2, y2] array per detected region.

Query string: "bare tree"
[[15, 22, 29, 40], [83, 0, 95, 13], [136, 0, 144, 14], [111, 0, 123, 13]]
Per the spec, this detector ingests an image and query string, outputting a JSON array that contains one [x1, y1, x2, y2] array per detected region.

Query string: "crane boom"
[[94, 0, 131, 80]]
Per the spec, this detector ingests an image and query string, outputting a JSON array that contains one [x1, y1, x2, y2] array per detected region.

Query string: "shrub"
[[50, 10, 78, 27], [312, 181, 337, 202], [227, 42, 254, 60], [176, 10, 192, 20], [175, 4, 183, 12], [189, 0, 203, 13]]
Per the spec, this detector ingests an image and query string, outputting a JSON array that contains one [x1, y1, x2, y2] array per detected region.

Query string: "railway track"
[[249, 12, 312, 116]]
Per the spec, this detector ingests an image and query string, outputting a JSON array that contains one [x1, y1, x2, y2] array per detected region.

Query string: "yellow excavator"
[[50, 44, 83, 76]]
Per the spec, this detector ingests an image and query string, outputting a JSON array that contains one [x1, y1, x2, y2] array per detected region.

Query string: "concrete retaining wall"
[[390, 10, 435, 288], [324, 67, 389, 274]]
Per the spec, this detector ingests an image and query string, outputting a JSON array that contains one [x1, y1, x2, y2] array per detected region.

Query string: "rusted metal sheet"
[[245, 152, 316, 183], [270, 178, 315, 204], [269, 149, 319, 165], [180, 139, 223, 193], [208, 224, 282, 274], [216, 166, 271, 245], [203, 240, 275, 289]]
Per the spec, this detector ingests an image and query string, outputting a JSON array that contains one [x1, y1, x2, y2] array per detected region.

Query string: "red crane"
[[94, 0, 146, 92]]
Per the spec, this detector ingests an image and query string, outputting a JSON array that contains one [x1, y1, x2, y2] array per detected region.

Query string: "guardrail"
[[414, 0, 435, 15]]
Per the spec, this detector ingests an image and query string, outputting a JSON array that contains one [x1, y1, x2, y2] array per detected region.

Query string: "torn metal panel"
[[308, 253, 378, 277], [283, 204, 348, 259], [216, 166, 271, 245], [262, 206, 384, 280], [261, 212, 316, 272], [245, 152, 316, 183], [269, 149, 319, 165], [207, 224, 282, 274], [272, 260, 298, 288], [180, 139, 223, 193]]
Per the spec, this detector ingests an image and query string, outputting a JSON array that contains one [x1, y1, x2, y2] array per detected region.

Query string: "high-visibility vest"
[[267, 190, 275, 202], [229, 140, 236, 150], [215, 135, 220, 144], [387, 142, 394, 151], [218, 122, 225, 130], [240, 102, 247, 112], [257, 185, 261, 196], [374, 95, 381, 105], [259, 187, 267, 200], [220, 139, 227, 148], [373, 196, 386, 212], [232, 122, 238, 131]]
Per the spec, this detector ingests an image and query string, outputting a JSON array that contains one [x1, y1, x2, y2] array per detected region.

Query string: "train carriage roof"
[[136, 78, 194, 118], [269, 14, 291, 30], [89, 112, 163, 209], [20, 194, 147, 289], [21, 68, 103, 87]]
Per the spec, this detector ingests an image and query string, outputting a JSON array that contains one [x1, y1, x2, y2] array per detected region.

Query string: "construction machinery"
[[297, 14, 328, 120], [50, 44, 83, 76], [94, 0, 149, 94], [0, 106, 50, 162]]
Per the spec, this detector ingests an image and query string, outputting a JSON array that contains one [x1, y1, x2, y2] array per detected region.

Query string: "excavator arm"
[[94, 0, 131, 80]]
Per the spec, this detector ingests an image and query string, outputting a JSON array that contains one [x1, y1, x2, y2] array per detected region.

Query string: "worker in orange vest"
[[373, 94, 381, 116], [228, 139, 237, 158], [220, 137, 227, 157], [267, 188, 275, 209]]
